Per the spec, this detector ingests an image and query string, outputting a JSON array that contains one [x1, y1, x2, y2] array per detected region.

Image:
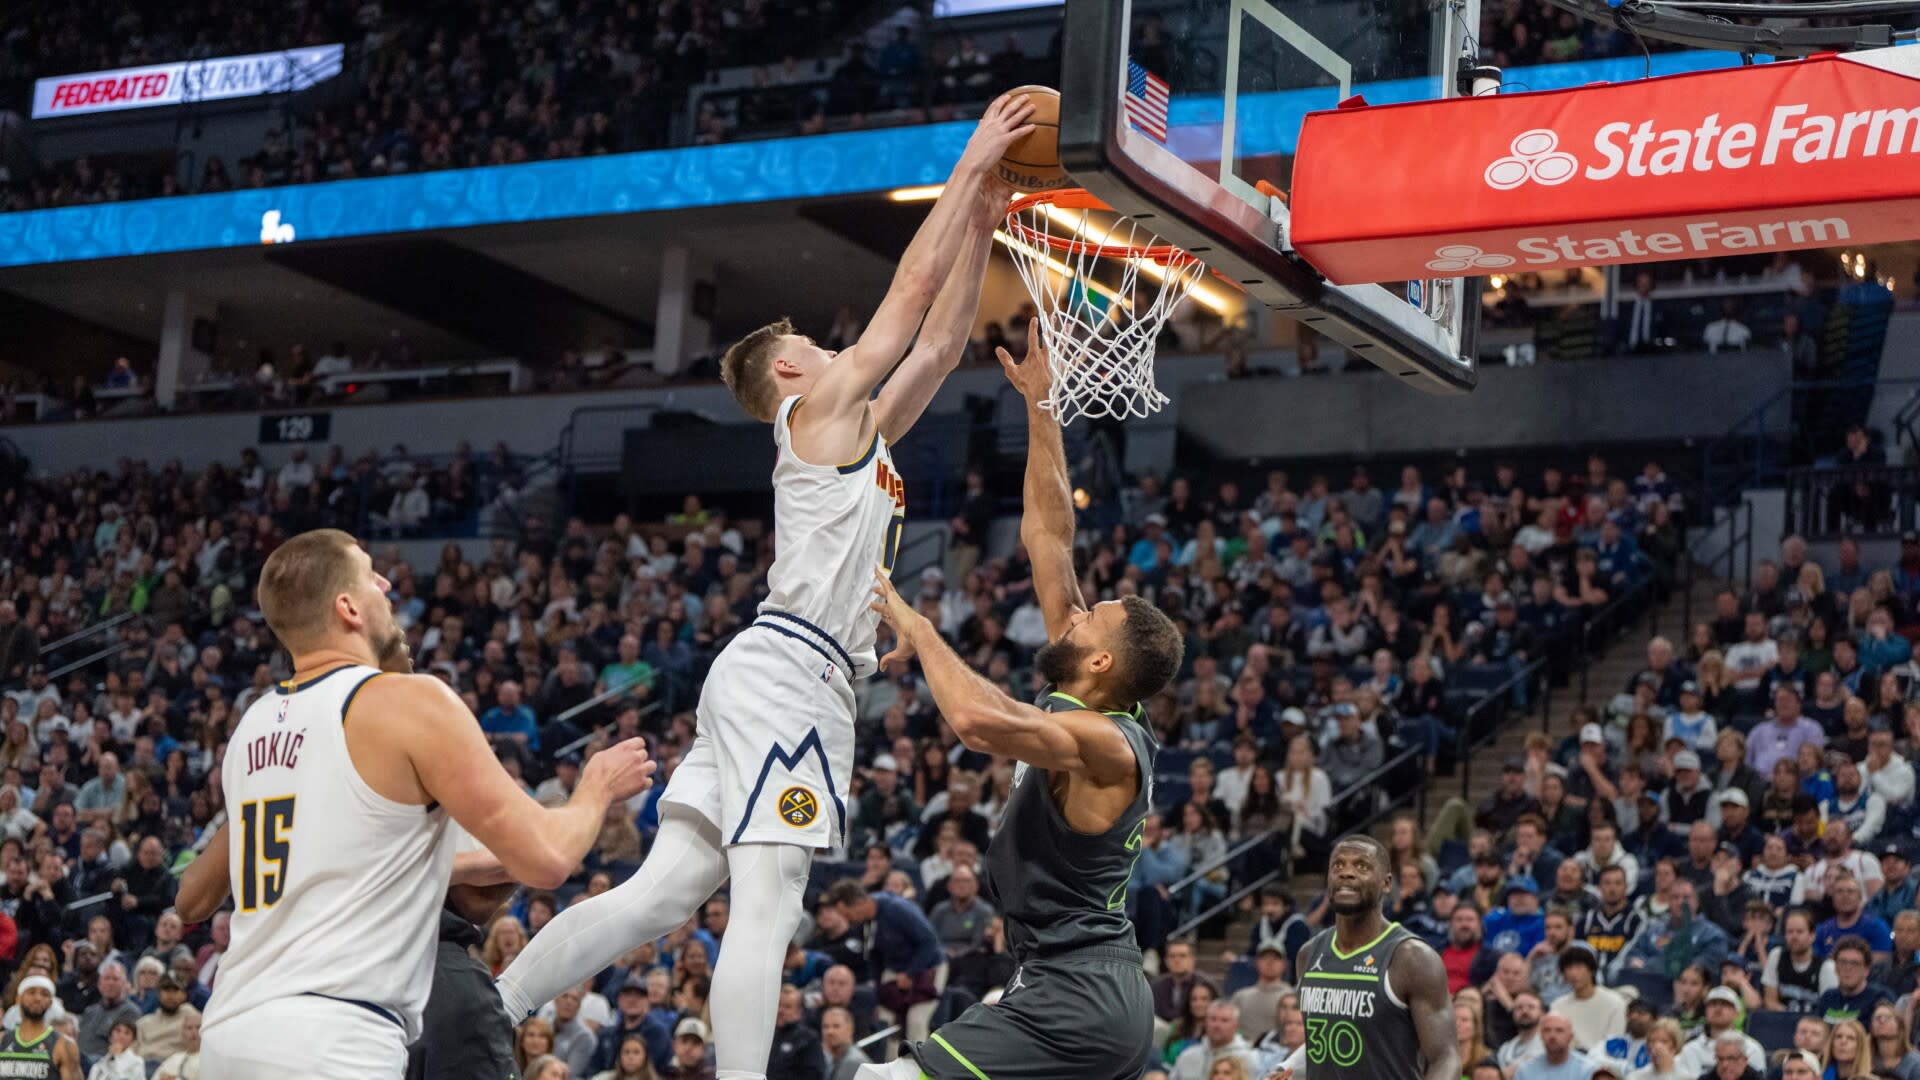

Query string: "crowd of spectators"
[[7, 411, 1920, 1079], [0, 433, 1690, 1078], [2, 0, 1781, 216], [1133, 528, 1920, 1080], [466, 447, 1700, 1079]]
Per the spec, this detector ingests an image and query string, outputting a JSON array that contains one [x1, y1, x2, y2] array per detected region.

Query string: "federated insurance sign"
[[1289, 47, 1920, 284], [31, 44, 345, 120]]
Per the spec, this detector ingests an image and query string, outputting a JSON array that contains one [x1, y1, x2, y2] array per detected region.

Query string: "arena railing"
[[1168, 742, 1425, 941], [550, 672, 667, 760], [1783, 463, 1920, 541], [1452, 656, 1553, 803]]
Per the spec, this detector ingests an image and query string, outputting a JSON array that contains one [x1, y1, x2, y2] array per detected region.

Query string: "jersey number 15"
[[239, 796, 296, 912]]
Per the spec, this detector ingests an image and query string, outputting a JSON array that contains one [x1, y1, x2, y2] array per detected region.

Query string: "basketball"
[[995, 85, 1071, 193]]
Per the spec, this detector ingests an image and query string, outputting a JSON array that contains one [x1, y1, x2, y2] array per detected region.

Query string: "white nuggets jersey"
[[202, 664, 453, 1043], [760, 394, 906, 679]]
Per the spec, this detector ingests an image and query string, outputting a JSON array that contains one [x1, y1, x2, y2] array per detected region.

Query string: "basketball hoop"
[[1001, 189, 1210, 427]]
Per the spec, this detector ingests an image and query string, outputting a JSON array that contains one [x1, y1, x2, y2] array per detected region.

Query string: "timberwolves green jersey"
[[1297, 922, 1425, 1080], [982, 687, 1157, 954], [0, 1025, 56, 1079]]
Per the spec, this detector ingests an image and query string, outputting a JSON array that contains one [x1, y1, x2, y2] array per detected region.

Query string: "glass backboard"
[[1058, 0, 1482, 393]]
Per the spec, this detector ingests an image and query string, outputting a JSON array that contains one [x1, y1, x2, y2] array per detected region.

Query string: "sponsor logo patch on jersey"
[[778, 786, 819, 828]]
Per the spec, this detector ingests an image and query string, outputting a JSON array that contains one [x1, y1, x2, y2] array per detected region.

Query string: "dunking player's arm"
[[1397, 940, 1462, 1080], [867, 179, 1007, 445], [790, 94, 1035, 464]]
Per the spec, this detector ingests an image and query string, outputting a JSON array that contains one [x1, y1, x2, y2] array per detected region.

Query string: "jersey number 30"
[[240, 796, 296, 912], [1306, 1017, 1364, 1067]]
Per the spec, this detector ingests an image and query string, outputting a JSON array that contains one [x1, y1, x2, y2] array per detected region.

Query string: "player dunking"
[[198, 530, 656, 1079], [1281, 836, 1458, 1080], [495, 94, 1037, 1080], [862, 334, 1184, 1080]]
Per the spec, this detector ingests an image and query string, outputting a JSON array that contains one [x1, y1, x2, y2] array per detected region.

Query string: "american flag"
[[1125, 59, 1169, 142]]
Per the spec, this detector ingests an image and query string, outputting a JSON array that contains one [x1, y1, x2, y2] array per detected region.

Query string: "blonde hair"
[[1648, 1018, 1686, 1056], [482, 915, 528, 974], [1825, 1019, 1870, 1080], [256, 529, 362, 649], [514, 1019, 556, 1075], [718, 317, 795, 422]]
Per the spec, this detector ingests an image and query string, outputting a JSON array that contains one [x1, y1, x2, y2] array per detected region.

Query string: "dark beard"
[[1034, 637, 1088, 687], [1332, 893, 1378, 916], [19, 1004, 43, 1023]]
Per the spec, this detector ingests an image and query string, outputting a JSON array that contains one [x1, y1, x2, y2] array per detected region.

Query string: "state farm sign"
[[1289, 48, 1920, 284], [32, 44, 345, 120]]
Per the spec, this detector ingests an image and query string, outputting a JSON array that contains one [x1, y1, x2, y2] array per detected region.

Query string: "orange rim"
[[1004, 188, 1204, 267]]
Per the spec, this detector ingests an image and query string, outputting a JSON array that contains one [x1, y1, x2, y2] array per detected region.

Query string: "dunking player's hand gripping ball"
[[994, 85, 1070, 193]]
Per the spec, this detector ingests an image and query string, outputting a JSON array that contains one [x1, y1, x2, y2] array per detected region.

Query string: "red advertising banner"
[[1288, 48, 1920, 285]]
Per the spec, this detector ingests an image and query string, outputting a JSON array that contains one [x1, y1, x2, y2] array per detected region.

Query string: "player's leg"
[[409, 930, 515, 1080], [495, 803, 729, 1021], [710, 840, 812, 1080]]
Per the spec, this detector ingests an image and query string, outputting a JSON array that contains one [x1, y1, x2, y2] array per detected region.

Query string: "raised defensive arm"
[[998, 333, 1085, 639]]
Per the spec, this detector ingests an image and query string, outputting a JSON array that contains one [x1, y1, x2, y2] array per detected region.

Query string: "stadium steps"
[[1190, 570, 1711, 986]]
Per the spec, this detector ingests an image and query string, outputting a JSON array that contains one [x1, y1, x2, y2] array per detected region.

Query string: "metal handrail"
[[1169, 747, 1426, 940], [1455, 657, 1550, 801], [855, 1024, 903, 1053], [38, 611, 135, 656], [1784, 462, 1920, 540], [1168, 742, 1422, 897], [1572, 575, 1658, 705], [49, 639, 132, 682], [552, 673, 667, 760], [1893, 386, 1920, 461], [1700, 375, 1920, 515]]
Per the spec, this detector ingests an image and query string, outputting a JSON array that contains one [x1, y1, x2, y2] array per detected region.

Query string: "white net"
[[1002, 192, 1209, 427]]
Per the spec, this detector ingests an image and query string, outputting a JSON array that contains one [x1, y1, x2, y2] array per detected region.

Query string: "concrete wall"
[[6, 347, 1784, 480], [6, 352, 1231, 476], [1177, 350, 1793, 460], [1866, 311, 1920, 457]]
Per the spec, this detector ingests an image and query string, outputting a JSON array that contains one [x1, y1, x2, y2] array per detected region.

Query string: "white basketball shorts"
[[661, 617, 857, 852], [201, 995, 407, 1080]]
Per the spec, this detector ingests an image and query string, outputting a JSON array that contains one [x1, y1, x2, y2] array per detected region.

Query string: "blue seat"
[[1155, 780, 1192, 812], [1158, 748, 1199, 777], [1208, 746, 1236, 771], [1224, 959, 1258, 996], [1612, 969, 1672, 1011], [1453, 664, 1512, 693], [1746, 1011, 1799, 1053]]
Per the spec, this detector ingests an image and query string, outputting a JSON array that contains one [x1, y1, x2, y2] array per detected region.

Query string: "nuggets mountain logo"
[[778, 786, 819, 828]]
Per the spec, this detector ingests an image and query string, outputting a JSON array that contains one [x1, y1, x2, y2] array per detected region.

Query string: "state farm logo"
[[1477, 105, 1920, 191], [1485, 130, 1579, 190], [1425, 244, 1514, 273]]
